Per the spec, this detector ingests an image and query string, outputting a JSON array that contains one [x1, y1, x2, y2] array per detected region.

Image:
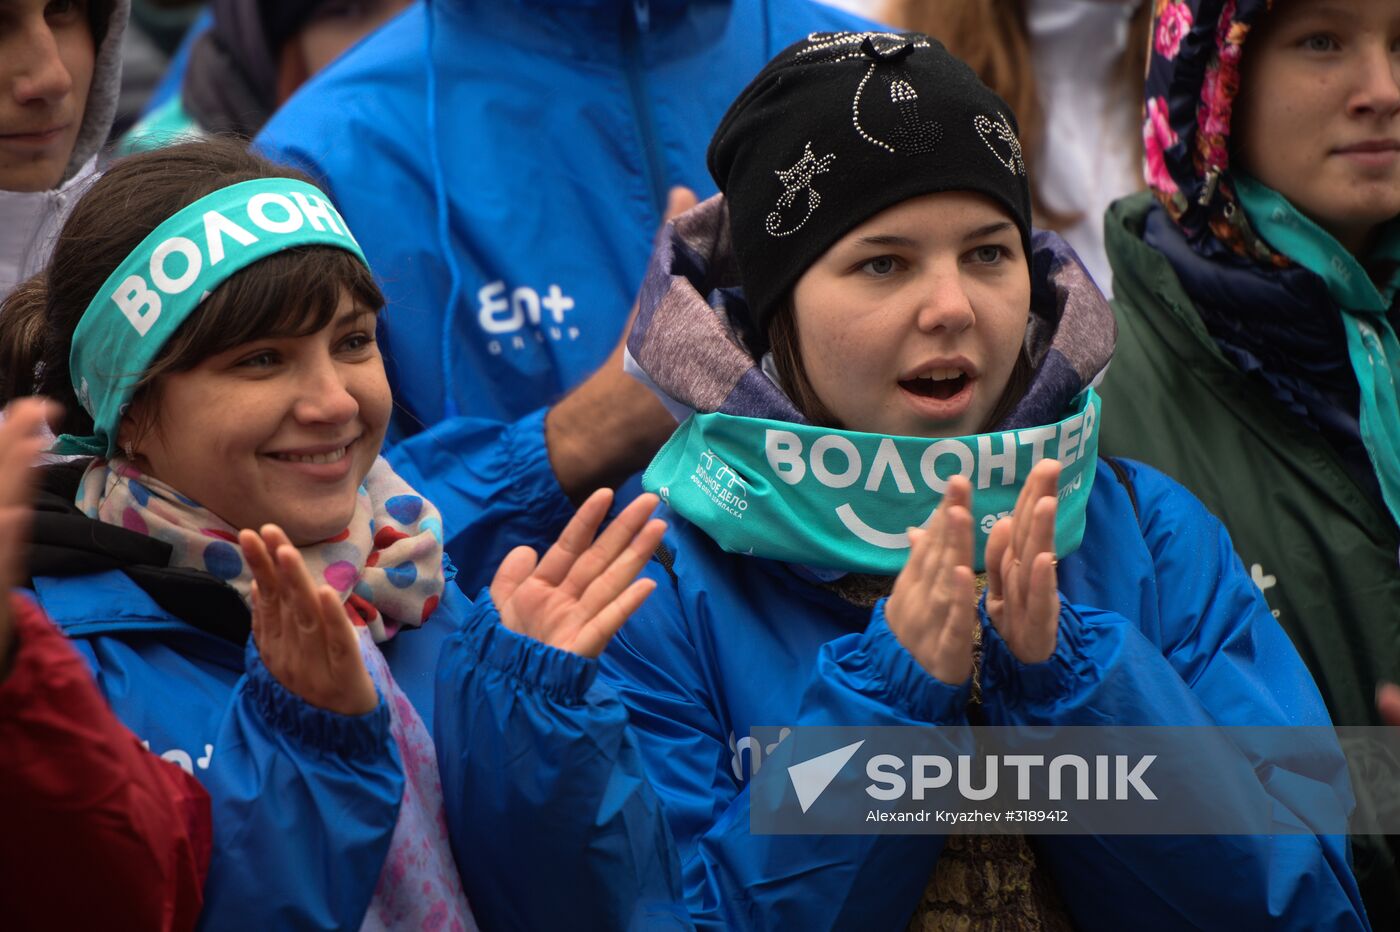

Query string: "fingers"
[[984, 516, 1010, 601], [562, 493, 659, 596], [887, 524, 928, 612], [316, 583, 359, 673], [1012, 459, 1060, 557], [241, 529, 279, 600], [577, 516, 667, 619], [1024, 551, 1060, 663], [0, 398, 52, 512], [663, 186, 699, 221], [575, 577, 658, 659], [242, 529, 284, 653], [490, 545, 539, 610], [533, 488, 614, 585], [931, 565, 976, 684], [269, 531, 322, 636], [1379, 683, 1400, 727]]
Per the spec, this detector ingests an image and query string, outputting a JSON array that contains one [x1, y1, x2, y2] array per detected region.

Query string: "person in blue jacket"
[[0, 138, 678, 930], [252, 0, 886, 594], [459, 32, 1372, 929]]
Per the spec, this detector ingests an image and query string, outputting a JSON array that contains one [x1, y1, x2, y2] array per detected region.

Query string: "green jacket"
[[1101, 191, 1400, 922]]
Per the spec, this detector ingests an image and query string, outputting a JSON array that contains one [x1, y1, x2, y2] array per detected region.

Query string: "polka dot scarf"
[[75, 455, 446, 642]]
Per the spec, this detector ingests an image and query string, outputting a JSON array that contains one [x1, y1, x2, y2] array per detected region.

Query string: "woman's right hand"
[[0, 398, 57, 678], [884, 476, 976, 686], [240, 524, 378, 716]]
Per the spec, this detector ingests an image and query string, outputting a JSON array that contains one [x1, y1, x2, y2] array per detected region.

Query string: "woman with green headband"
[[461, 32, 1367, 928], [0, 139, 677, 930]]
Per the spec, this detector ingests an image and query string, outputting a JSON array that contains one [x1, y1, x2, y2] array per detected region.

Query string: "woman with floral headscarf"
[[1099, 0, 1400, 921]]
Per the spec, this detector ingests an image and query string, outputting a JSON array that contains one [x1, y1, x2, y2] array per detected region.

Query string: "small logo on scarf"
[[693, 447, 750, 518]]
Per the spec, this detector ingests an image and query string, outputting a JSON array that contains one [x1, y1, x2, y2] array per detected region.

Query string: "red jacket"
[[0, 592, 211, 931]]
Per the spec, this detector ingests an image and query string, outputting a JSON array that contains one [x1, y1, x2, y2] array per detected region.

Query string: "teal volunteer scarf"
[[51, 178, 367, 457], [644, 389, 1100, 574], [1235, 174, 1400, 528]]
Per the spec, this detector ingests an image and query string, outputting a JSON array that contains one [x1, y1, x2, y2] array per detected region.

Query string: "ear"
[[115, 413, 137, 458]]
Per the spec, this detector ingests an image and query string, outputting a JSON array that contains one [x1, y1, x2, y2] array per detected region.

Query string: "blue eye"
[[860, 256, 898, 276], [236, 350, 279, 369], [340, 332, 375, 353], [1302, 33, 1340, 53]]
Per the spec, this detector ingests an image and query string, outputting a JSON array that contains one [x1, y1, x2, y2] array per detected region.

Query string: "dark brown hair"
[[0, 138, 382, 443], [766, 298, 1032, 432], [882, 0, 1151, 230]]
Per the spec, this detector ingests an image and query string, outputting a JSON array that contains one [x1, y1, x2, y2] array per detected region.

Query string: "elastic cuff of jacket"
[[506, 407, 577, 538], [976, 597, 1085, 710], [242, 636, 391, 760], [859, 601, 972, 722], [463, 587, 599, 704]]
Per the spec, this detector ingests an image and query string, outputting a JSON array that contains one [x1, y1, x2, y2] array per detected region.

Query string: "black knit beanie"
[[707, 31, 1033, 335]]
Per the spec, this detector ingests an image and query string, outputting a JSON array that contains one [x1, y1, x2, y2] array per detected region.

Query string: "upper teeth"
[[918, 368, 962, 381], [275, 446, 348, 465]]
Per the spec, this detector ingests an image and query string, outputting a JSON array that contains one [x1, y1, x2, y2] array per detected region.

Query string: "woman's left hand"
[[491, 489, 667, 658], [984, 458, 1062, 664]]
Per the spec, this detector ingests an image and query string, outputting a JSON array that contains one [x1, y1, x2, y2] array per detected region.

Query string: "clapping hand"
[[0, 399, 56, 675], [884, 476, 977, 685], [491, 489, 666, 658], [240, 524, 378, 716], [984, 458, 1063, 664]]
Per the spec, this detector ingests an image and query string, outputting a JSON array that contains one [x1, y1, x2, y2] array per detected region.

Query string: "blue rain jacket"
[[29, 558, 682, 930], [454, 458, 1369, 930], [253, 0, 878, 591]]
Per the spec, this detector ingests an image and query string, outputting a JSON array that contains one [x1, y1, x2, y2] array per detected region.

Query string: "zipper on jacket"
[[621, 0, 667, 215]]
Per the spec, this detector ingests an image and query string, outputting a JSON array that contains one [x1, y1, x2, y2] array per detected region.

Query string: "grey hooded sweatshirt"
[[0, 0, 129, 300]]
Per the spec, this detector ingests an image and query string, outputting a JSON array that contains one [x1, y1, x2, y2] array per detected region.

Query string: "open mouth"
[[268, 444, 350, 465], [898, 368, 969, 401]]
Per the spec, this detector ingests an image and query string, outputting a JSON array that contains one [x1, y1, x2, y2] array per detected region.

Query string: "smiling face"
[[131, 290, 391, 545], [1234, 0, 1400, 253], [786, 191, 1030, 439], [0, 0, 95, 192]]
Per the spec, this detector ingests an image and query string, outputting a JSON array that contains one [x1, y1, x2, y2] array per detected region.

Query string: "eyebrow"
[[852, 234, 918, 249], [335, 305, 379, 325], [1282, 4, 1359, 27], [965, 221, 1014, 240]]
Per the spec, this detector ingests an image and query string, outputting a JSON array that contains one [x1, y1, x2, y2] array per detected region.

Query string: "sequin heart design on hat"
[[974, 113, 1026, 176]]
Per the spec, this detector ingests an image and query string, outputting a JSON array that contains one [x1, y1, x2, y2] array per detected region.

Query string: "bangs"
[[148, 246, 382, 378]]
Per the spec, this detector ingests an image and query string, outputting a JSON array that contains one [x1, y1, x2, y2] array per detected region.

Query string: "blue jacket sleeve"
[[196, 638, 403, 932], [433, 590, 686, 932], [598, 569, 970, 931], [384, 407, 577, 594], [975, 461, 1367, 931]]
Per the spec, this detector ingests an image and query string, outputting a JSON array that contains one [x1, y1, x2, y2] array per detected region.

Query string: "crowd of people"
[[0, 0, 1397, 929]]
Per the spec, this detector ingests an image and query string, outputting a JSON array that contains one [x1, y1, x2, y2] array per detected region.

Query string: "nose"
[[11, 21, 75, 107], [1347, 41, 1400, 120], [291, 355, 360, 426], [913, 264, 976, 335]]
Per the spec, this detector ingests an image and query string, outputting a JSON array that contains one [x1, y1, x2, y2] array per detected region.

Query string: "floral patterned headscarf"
[[1143, 0, 1287, 265]]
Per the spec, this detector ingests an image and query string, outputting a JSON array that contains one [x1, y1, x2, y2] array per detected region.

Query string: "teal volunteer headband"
[[51, 178, 368, 458]]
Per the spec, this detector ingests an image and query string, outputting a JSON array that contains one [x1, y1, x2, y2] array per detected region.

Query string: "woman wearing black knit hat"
[[458, 31, 1367, 929]]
